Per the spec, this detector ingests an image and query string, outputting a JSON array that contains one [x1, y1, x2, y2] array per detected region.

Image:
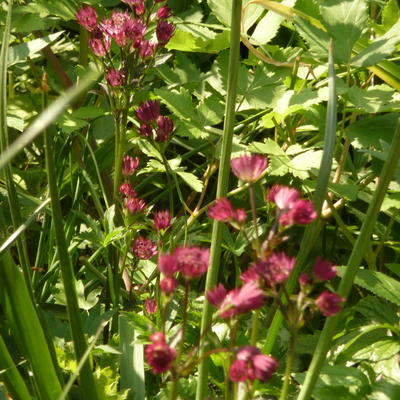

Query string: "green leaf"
[[337, 267, 400, 306], [8, 32, 64, 66], [354, 296, 398, 325], [352, 339, 400, 362], [351, 20, 400, 67], [369, 379, 400, 400], [177, 171, 203, 192], [250, 0, 297, 45], [320, 0, 368, 63], [382, 0, 400, 32], [346, 85, 395, 112], [120, 311, 154, 335]]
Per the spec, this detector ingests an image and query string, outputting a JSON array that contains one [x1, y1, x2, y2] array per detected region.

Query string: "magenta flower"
[[298, 273, 310, 286], [208, 198, 234, 221], [154, 210, 171, 231], [252, 252, 295, 286], [76, 6, 98, 31], [136, 100, 160, 122], [206, 284, 228, 308], [156, 116, 174, 142], [139, 40, 156, 59], [230, 154, 268, 182], [158, 253, 179, 276], [101, 11, 129, 46], [126, 197, 146, 214], [315, 291, 344, 317], [145, 333, 176, 374], [145, 298, 157, 314], [88, 28, 111, 56], [233, 208, 247, 223], [160, 276, 178, 293], [106, 68, 125, 87], [240, 266, 260, 283], [229, 346, 278, 383], [267, 185, 300, 210], [119, 182, 137, 198], [139, 124, 153, 137], [313, 257, 337, 281], [134, 3, 145, 16], [174, 246, 210, 280], [280, 199, 317, 226], [157, 6, 171, 19], [124, 18, 146, 42], [132, 236, 157, 259], [122, 155, 139, 176], [156, 21, 175, 45]]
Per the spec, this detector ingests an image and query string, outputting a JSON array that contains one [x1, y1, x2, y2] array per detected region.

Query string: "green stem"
[[279, 328, 297, 400], [169, 372, 178, 400], [179, 280, 190, 357], [248, 185, 261, 257], [297, 118, 400, 400], [195, 3, 242, 399], [250, 309, 259, 346]]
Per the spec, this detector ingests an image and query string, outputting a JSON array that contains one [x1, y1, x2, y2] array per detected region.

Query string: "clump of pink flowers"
[[145, 332, 176, 374]]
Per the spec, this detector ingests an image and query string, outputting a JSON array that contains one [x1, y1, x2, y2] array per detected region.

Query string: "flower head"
[[280, 199, 317, 226], [88, 28, 111, 56], [315, 291, 344, 317], [136, 100, 160, 122], [156, 21, 175, 45], [154, 210, 171, 231], [233, 208, 247, 224], [158, 253, 179, 276], [313, 257, 336, 282], [132, 236, 157, 259], [139, 40, 156, 59], [145, 298, 157, 314], [139, 124, 153, 137], [101, 10, 130, 46], [124, 18, 146, 42], [230, 154, 268, 182], [253, 252, 295, 286], [208, 198, 233, 221], [119, 182, 137, 198], [160, 276, 178, 293], [267, 185, 300, 211], [174, 246, 210, 280], [122, 155, 139, 176], [156, 116, 174, 142], [206, 284, 227, 308], [106, 68, 125, 87], [157, 6, 171, 19], [126, 197, 146, 214], [298, 273, 310, 286], [76, 6, 98, 31], [145, 333, 176, 374]]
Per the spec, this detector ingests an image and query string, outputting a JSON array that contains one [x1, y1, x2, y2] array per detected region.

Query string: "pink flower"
[[139, 124, 153, 137], [298, 273, 310, 286], [315, 291, 344, 317], [139, 40, 156, 59], [240, 266, 260, 283], [126, 197, 146, 214], [136, 101, 160, 122], [156, 116, 174, 142], [101, 11, 129, 46], [132, 236, 157, 259], [156, 21, 175, 45], [174, 246, 210, 280], [267, 185, 300, 210], [313, 257, 336, 282], [230, 154, 268, 182], [206, 284, 227, 307], [88, 28, 111, 56], [145, 333, 176, 374], [158, 253, 179, 276], [280, 199, 317, 226], [119, 182, 137, 198], [134, 3, 145, 16], [150, 332, 165, 342], [229, 346, 278, 383], [106, 68, 125, 87], [157, 6, 171, 19], [124, 18, 146, 42], [208, 198, 233, 221], [122, 155, 139, 176], [160, 276, 178, 293], [154, 210, 171, 231], [76, 6, 98, 31], [252, 252, 295, 286], [232, 208, 247, 223], [145, 298, 157, 314]]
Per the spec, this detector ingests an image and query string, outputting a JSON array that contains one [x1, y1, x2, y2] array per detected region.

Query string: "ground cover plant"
[[1, 0, 400, 399]]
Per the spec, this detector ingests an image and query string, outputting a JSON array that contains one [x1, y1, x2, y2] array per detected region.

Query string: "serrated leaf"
[[103, 227, 125, 246], [177, 171, 203, 192], [352, 339, 400, 362], [250, 0, 297, 45], [94, 345, 122, 355], [8, 32, 64, 66], [355, 296, 399, 326], [248, 139, 285, 156], [351, 20, 400, 67], [320, 0, 368, 63], [120, 311, 154, 334], [347, 85, 395, 112]]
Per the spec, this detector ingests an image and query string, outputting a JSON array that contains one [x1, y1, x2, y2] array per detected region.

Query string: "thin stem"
[[279, 328, 297, 400], [179, 280, 190, 357], [248, 185, 261, 257]]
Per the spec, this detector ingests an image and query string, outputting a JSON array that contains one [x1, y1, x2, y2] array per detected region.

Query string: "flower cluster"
[[136, 100, 174, 142], [145, 332, 176, 374], [229, 346, 278, 383], [208, 198, 247, 225], [231, 154, 268, 182]]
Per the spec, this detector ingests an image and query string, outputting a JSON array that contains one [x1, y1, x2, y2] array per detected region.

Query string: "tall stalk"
[[297, 118, 400, 399], [195, 2, 242, 399]]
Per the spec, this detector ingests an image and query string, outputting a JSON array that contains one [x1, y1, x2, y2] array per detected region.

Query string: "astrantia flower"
[[280, 199, 317, 226], [313, 257, 336, 282], [158, 253, 179, 276], [76, 6, 98, 31], [206, 284, 227, 308], [139, 40, 155, 59], [298, 273, 310, 286], [132, 236, 157, 259], [124, 18, 146, 42], [145, 334, 176, 374], [101, 10, 130, 46], [126, 197, 146, 214], [139, 124, 152, 137], [157, 6, 171, 19], [229, 346, 278, 383], [208, 198, 233, 221], [88, 28, 111, 56], [230, 154, 268, 182], [160, 276, 178, 293], [156, 21, 175, 45], [252, 252, 295, 286], [267, 185, 300, 211], [156, 116, 174, 142], [174, 246, 210, 280], [119, 182, 137, 198], [122, 155, 139, 176], [154, 210, 171, 231], [136, 100, 160, 122], [145, 298, 157, 314], [240, 266, 260, 283], [233, 208, 247, 223], [106, 68, 125, 87], [315, 291, 344, 317]]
